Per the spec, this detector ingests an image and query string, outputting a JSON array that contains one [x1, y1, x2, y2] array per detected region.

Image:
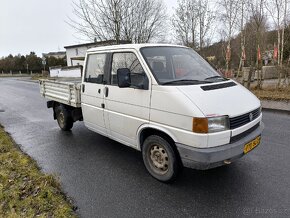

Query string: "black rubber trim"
[[201, 82, 237, 91], [230, 123, 260, 143]]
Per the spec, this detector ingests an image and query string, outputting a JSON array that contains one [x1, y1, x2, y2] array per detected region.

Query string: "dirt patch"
[[251, 87, 290, 102]]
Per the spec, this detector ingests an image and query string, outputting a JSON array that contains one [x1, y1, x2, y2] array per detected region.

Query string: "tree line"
[[70, 0, 290, 87], [0, 52, 66, 74]]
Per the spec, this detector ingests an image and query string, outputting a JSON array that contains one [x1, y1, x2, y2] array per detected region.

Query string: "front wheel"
[[142, 135, 181, 182], [55, 104, 73, 131]]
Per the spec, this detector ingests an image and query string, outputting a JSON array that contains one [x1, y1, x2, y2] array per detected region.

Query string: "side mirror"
[[117, 68, 131, 88]]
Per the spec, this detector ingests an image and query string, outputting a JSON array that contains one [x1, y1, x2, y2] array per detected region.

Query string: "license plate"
[[243, 136, 261, 154]]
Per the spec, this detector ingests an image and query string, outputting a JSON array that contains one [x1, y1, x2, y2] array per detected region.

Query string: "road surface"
[[0, 78, 289, 217]]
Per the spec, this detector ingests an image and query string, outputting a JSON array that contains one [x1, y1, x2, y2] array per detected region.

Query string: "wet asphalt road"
[[0, 78, 290, 218]]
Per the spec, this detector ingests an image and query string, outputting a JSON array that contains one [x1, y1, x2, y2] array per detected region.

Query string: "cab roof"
[[87, 43, 187, 53]]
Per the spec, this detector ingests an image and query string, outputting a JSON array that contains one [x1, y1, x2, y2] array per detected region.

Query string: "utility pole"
[[42, 57, 46, 76]]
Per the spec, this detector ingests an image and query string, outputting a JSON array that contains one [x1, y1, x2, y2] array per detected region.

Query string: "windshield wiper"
[[162, 79, 212, 85], [205, 76, 227, 81]]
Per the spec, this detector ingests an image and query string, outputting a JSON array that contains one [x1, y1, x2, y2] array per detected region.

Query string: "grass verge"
[[251, 87, 290, 101], [31, 75, 48, 80], [0, 126, 77, 217], [0, 74, 31, 78]]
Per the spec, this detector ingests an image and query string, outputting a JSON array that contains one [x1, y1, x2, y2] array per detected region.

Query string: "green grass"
[[0, 126, 77, 217], [251, 87, 290, 101]]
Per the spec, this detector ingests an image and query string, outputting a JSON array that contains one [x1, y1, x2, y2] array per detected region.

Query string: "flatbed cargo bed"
[[39, 78, 82, 108]]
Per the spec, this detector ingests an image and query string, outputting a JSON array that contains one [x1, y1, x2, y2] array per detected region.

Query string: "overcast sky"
[[0, 0, 177, 57]]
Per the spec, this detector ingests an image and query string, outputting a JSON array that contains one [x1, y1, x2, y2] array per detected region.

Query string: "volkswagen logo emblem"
[[249, 113, 253, 121]]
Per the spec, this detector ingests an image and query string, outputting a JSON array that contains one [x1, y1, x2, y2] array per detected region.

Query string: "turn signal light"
[[192, 118, 208, 133]]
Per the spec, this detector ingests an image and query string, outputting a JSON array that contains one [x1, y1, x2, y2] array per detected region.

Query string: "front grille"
[[229, 108, 260, 129], [230, 123, 260, 143]]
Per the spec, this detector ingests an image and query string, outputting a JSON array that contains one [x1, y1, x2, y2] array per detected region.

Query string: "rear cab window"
[[84, 53, 106, 84]]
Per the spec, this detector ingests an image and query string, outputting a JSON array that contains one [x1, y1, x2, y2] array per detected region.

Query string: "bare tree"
[[236, 0, 247, 80], [218, 0, 241, 74], [197, 0, 216, 52], [68, 0, 167, 43], [172, 0, 215, 51], [266, 0, 289, 87], [172, 0, 198, 48], [249, 0, 267, 88], [280, 0, 289, 86], [130, 0, 167, 43]]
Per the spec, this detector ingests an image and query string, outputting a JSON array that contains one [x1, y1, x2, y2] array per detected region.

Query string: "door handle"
[[98, 89, 101, 94], [105, 87, 109, 97], [82, 84, 85, 92]]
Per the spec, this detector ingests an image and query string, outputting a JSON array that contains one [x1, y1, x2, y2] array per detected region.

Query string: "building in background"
[[64, 40, 130, 66]]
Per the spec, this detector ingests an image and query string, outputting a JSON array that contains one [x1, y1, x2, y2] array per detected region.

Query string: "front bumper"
[[176, 122, 264, 170]]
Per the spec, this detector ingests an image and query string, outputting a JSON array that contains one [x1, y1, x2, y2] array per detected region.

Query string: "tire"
[[142, 135, 181, 183], [55, 104, 73, 131]]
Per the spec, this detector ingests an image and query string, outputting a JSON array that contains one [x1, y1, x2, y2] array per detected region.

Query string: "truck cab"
[[41, 44, 264, 182]]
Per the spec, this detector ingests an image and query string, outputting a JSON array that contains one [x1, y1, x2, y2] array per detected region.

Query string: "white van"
[[40, 44, 264, 182]]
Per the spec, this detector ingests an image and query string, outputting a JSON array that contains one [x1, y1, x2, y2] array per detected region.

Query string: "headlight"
[[207, 116, 229, 133], [192, 116, 229, 133]]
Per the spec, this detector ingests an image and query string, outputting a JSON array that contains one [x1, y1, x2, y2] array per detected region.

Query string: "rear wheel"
[[142, 135, 180, 182], [55, 104, 73, 131]]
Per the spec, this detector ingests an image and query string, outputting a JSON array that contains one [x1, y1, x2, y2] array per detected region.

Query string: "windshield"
[[140, 46, 225, 85]]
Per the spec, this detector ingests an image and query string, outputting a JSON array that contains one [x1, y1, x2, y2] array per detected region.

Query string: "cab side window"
[[85, 53, 106, 84], [111, 52, 148, 89]]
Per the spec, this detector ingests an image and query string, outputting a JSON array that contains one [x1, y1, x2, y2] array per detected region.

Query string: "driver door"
[[103, 51, 151, 147]]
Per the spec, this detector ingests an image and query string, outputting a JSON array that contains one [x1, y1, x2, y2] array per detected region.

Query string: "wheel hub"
[[150, 145, 169, 172], [59, 111, 65, 124]]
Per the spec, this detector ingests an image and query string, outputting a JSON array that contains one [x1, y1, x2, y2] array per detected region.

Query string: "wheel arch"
[[137, 124, 178, 151], [138, 125, 184, 174], [50, 102, 82, 122], [48, 101, 60, 120]]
